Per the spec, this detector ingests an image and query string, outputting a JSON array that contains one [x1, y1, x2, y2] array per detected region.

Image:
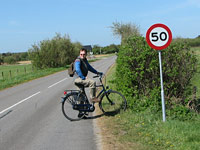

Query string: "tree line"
[[28, 33, 120, 69], [0, 52, 29, 65], [0, 34, 120, 66]]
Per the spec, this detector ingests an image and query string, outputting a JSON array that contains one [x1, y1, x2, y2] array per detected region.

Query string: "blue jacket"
[[74, 56, 98, 80]]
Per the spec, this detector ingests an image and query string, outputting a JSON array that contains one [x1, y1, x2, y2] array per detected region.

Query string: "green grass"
[[0, 64, 33, 80], [110, 110, 200, 150], [0, 64, 65, 90], [102, 53, 200, 150]]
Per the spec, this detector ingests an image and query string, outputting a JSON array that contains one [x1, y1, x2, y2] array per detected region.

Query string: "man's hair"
[[80, 48, 87, 54]]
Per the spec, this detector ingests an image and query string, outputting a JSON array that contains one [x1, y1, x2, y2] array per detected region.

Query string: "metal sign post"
[[146, 23, 172, 122], [158, 51, 166, 122]]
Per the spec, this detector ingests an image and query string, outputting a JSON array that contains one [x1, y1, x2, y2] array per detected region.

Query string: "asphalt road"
[[0, 56, 116, 150]]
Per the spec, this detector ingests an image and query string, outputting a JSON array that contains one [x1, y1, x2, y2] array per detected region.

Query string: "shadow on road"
[[85, 113, 105, 120], [85, 109, 121, 120]]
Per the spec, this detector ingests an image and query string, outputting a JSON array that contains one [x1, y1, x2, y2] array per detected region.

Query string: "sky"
[[0, 0, 200, 53]]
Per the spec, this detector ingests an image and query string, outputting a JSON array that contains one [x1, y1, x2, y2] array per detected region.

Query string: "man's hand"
[[97, 72, 103, 76]]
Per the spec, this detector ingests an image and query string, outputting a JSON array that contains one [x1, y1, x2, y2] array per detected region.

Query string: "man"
[[74, 48, 103, 103]]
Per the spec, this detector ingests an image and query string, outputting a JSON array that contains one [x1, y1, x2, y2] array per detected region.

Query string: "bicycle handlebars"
[[93, 74, 103, 79], [93, 75, 99, 78]]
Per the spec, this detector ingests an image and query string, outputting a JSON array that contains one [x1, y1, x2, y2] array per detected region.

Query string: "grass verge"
[[0, 66, 65, 91], [97, 63, 200, 150]]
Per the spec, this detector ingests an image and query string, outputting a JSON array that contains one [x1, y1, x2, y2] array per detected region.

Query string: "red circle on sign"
[[146, 23, 172, 50]]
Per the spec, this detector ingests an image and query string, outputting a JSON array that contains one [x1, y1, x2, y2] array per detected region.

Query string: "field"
[[97, 47, 200, 150], [0, 64, 33, 80], [0, 64, 65, 90]]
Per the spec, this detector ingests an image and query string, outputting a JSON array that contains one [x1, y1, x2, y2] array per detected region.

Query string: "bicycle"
[[61, 74, 127, 121]]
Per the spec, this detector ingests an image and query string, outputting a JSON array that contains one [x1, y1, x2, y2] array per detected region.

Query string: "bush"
[[0, 55, 3, 65], [116, 36, 198, 119], [28, 33, 81, 68], [101, 44, 120, 54], [3, 56, 17, 64], [174, 37, 200, 47], [92, 44, 120, 55]]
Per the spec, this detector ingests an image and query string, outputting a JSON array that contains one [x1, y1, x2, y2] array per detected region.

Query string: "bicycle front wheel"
[[62, 92, 86, 121], [99, 90, 127, 115]]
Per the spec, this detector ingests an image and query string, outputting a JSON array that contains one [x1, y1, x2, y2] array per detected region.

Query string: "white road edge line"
[[0, 91, 41, 115], [48, 78, 68, 88]]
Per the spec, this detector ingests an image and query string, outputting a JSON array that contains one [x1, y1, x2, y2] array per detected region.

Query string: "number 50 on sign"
[[146, 23, 172, 50]]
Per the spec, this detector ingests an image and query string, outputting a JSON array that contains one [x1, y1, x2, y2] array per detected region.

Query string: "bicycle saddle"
[[74, 83, 85, 92]]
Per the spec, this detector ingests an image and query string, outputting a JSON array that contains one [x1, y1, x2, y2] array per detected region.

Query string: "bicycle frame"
[[62, 75, 113, 105], [96, 76, 114, 105]]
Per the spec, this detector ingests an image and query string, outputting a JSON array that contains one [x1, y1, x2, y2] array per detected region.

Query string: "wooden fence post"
[[9, 70, 12, 78]]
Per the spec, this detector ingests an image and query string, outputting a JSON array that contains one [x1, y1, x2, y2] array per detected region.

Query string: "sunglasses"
[[80, 54, 86, 56]]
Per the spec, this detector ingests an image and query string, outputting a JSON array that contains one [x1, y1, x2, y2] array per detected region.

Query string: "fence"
[[0, 65, 35, 80]]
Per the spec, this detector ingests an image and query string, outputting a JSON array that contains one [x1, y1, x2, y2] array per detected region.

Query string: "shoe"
[[78, 112, 88, 119], [78, 112, 84, 118], [91, 97, 100, 103]]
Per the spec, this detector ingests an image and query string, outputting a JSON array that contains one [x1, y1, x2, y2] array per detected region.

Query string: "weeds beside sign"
[[146, 23, 172, 122]]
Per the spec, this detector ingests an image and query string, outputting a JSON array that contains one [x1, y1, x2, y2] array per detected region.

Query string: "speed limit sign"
[[146, 23, 173, 122], [146, 23, 172, 50]]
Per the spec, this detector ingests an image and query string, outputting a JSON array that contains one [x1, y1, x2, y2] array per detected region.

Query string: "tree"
[[20, 52, 29, 61], [29, 33, 81, 68], [4, 56, 17, 64], [110, 21, 141, 44], [101, 44, 120, 54], [92, 45, 102, 54], [0, 54, 3, 65]]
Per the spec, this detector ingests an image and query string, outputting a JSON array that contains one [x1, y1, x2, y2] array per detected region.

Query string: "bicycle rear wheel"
[[99, 90, 127, 115], [62, 92, 87, 121]]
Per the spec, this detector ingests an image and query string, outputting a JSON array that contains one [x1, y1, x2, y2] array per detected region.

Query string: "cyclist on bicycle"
[[74, 48, 103, 103]]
